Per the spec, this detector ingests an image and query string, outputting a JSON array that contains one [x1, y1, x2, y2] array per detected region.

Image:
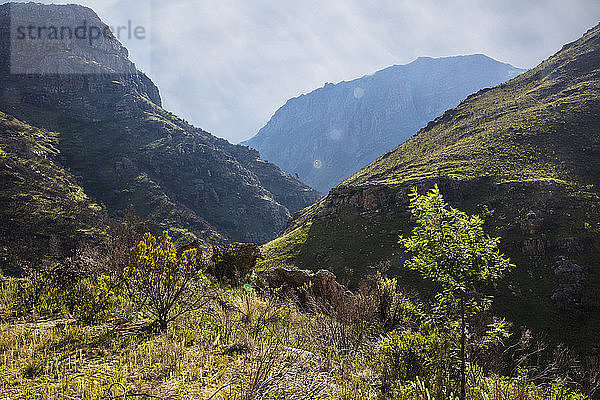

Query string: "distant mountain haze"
[[243, 55, 525, 193]]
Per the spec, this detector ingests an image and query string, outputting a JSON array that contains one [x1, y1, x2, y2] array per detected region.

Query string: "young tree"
[[399, 185, 513, 400], [124, 231, 212, 330]]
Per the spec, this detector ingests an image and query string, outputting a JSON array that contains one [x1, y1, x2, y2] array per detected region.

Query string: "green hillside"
[[0, 111, 106, 272], [259, 24, 600, 352]]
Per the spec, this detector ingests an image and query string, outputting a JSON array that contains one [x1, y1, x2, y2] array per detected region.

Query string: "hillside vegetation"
[[0, 111, 106, 272], [0, 208, 593, 399]]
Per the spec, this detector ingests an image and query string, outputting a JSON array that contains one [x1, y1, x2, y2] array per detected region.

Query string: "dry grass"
[[0, 274, 590, 400]]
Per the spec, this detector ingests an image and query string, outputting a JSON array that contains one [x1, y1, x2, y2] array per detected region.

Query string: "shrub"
[[66, 275, 116, 323], [376, 330, 432, 390], [124, 231, 212, 330], [0, 277, 20, 321], [375, 273, 422, 331], [16, 264, 69, 317], [11, 257, 121, 323]]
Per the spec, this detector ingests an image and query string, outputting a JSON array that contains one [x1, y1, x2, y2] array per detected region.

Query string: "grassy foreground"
[[0, 273, 590, 400]]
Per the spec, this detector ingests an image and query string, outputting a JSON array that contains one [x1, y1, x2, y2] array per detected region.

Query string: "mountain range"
[[2, 1, 600, 355], [243, 55, 525, 192], [259, 23, 600, 352], [0, 2, 320, 268]]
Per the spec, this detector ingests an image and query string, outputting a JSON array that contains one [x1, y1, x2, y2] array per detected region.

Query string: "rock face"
[[243, 55, 525, 192], [260, 24, 600, 352], [261, 268, 346, 306], [0, 3, 320, 256]]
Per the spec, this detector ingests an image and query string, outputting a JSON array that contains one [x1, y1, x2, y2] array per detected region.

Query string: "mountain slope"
[[0, 2, 320, 253], [243, 55, 525, 192], [349, 33, 600, 187], [0, 110, 106, 272], [260, 24, 600, 351]]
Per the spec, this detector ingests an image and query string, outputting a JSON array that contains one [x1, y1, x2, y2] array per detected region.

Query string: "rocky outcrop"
[[315, 178, 495, 222], [328, 184, 396, 210], [260, 268, 347, 306]]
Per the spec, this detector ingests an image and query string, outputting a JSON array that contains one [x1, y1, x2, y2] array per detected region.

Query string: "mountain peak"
[[243, 54, 525, 192]]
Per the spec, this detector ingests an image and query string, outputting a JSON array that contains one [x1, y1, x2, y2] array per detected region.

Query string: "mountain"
[[259, 24, 600, 351], [0, 2, 320, 268], [242, 55, 525, 192], [0, 110, 107, 272]]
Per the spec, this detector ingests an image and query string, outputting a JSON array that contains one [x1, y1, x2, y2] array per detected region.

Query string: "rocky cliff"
[[243, 55, 525, 192]]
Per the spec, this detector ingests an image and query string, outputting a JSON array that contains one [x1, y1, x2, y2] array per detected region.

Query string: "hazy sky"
[[5, 0, 600, 142]]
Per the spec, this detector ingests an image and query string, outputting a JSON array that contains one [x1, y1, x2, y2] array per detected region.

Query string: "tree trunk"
[[460, 294, 466, 400], [159, 311, 168, 330]]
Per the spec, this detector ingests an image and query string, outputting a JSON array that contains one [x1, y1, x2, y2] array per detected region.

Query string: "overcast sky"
[[5, 0, 600, 143]]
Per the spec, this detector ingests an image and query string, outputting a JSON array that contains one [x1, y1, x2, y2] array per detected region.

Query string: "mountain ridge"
[[243, 54, 525, 192]]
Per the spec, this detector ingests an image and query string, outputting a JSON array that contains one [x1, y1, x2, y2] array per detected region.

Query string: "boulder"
[[261, 267, 347, 306], [179, 241, 261, 286]]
